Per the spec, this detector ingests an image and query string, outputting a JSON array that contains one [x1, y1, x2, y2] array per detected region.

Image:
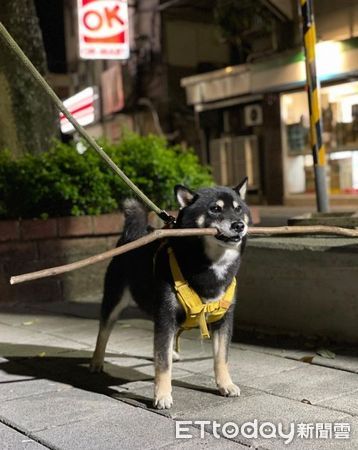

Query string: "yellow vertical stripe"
[[304, 28, 316, 61], [311, 90, 320, 123], [318, 147, 326, 165], [309, 117, 316, 146], [302, 0, 326, 167]]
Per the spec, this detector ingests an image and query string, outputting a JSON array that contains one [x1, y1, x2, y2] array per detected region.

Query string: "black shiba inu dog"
[[90, 178, 250, 409]]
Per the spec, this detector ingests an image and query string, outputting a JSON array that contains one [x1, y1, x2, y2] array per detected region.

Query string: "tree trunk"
[[0, 0, 58, 155]]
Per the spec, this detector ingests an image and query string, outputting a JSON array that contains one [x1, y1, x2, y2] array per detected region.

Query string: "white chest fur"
[[210, 248, 238, 280], [203, 236, 239, 281]]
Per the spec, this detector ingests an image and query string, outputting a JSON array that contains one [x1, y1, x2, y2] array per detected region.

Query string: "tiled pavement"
[[0, 302, 357, 449]]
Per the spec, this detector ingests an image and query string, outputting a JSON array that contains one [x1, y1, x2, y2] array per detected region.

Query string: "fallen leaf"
[[22, 321, 34, 326], [38, 352, 46, 357], [300, 356, 314, 364], [301, 399, 312, 405]]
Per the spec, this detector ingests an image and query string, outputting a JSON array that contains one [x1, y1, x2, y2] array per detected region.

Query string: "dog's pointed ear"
[[234, 177, 248, 200], [174, 185, 196, 207]]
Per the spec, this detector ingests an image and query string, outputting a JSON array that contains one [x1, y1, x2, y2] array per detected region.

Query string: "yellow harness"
[[168, 247, 236, 349]]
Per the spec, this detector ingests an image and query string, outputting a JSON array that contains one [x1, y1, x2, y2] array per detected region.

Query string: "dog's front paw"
[[154, 393, 173, 409], [218, 383, 241, 397]]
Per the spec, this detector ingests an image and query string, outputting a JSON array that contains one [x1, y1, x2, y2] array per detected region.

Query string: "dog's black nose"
[[231, 221, 245, 233]]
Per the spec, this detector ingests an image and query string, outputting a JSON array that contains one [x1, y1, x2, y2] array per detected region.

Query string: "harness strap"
[[168, 247, 236, 345]]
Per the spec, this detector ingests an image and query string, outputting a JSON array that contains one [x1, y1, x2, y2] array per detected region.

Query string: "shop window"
[[281, 81, 358, 196]]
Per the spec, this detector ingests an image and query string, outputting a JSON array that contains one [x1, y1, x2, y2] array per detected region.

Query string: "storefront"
[[181, 38, 358, 206], [281, 81, 358, 202]]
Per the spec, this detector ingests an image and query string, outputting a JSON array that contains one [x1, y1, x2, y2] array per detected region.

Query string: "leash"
[[0, 22, 175, 225]]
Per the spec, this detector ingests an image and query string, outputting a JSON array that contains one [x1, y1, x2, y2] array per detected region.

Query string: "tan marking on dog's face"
[[216, 200, 224, 208], [196, 215, 205, 227], [244, 213, 249, 224], [233, 200, 239, 209]]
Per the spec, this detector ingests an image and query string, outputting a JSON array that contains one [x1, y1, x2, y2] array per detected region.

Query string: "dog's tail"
[[121, 198, 148, 244]]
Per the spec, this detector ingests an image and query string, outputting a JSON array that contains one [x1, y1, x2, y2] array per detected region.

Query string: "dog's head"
[[174, 178, 251, 248]]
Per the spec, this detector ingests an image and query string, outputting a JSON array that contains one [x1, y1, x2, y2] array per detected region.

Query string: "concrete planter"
[[288, 211, 358, 228], [234, 236, 358, 344], [0, 210, 182, 304], [0, 214, 125, 304]]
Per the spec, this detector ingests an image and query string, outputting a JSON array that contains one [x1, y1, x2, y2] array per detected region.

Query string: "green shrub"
[[0, 134, 213, 219]]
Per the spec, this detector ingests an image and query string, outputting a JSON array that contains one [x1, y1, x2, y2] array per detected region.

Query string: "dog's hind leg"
[[90, 292, 130, 372], [172, 331, 181, 362], [90, 321, 114, 373], [90, 297, 130, 373], [211, 309, 240, 397], [172, 349, 181, 361], [90, 261, 129, 373]]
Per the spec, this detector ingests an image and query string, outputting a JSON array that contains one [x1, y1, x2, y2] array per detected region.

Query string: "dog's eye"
[[210, 205, 222, 213], [234, 205, 242, 212]]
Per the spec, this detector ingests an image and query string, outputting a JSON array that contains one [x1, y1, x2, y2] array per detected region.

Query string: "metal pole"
[[0, 22, 175, 224], [299, 0, 329, 212]]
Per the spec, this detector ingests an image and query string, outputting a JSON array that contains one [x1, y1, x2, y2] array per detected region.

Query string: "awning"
[[181, 38, 358, 107]]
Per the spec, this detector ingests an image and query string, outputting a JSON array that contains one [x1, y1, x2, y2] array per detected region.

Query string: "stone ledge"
[[235, 235, 358, 344], [0, 213, 124, 242], [0, 220, 20, 241]]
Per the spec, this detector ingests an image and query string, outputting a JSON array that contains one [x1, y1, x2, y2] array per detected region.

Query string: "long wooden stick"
[[9, 228, 216, 285], [9, 225, 358, 285], [250, 225, 358, 237]]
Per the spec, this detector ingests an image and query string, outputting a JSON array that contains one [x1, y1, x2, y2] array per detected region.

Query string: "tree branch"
[[9, 225, 358, 285]]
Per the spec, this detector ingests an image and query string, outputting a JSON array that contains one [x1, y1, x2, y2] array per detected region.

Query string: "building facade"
[[181, 0, 358, 206], [37, 0, 358, 206], [38, 0, 231, 144]]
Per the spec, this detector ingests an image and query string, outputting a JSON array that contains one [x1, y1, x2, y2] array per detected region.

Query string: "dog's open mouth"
[[215, 233, 241, 243]]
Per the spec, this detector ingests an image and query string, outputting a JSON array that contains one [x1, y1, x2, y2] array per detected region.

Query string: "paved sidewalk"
[[0, 302, 357, 449]]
